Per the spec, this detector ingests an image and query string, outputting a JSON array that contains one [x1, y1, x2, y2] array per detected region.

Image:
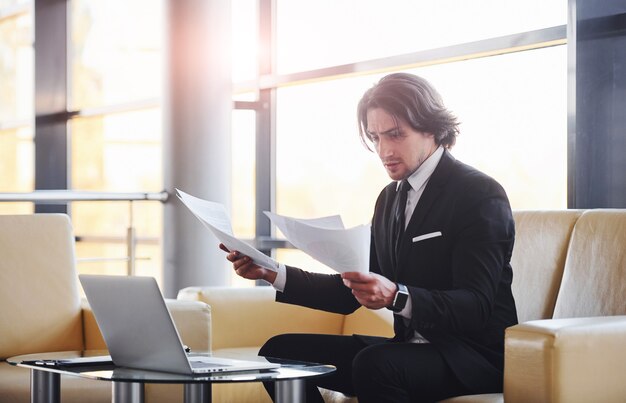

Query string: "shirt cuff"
[[272, 262, 287, 292]]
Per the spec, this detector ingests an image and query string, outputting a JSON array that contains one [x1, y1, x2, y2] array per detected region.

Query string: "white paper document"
[[264, 211, 371, 274], [176, 189, 278, 271]]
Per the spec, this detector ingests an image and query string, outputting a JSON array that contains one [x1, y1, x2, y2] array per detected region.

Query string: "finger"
[[226, 250, 248, 263], [225, 252, 240, 262], [352, 294, 374, 308], [235, 262, 263, 279], [344, 278, 375, 291], [352, 289, 384, 303], [235, 266, 252, 278], [219, 243, 231, 253], [232, 255, 251, 269], [342, 272, 372, 283], [235, 263, 253, 276], [342, 279, 369, 289]]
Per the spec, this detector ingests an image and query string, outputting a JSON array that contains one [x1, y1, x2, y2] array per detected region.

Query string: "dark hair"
[[357, 73, 459, 150]]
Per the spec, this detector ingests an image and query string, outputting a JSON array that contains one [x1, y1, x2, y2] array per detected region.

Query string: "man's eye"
[[368, 134, 380, 142]]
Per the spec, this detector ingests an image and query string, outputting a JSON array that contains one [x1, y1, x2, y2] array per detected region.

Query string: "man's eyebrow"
[[366, 127, 400, 136], [379, 127, 401, 135]]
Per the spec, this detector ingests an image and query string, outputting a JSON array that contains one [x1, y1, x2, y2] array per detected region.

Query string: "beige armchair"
[[0, 214, 211, 403], [502, 210, 626, 402]]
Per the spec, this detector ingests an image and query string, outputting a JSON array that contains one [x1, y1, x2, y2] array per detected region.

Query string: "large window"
[[0, 127, 33, 214], [69, 0, 164, 279], [0, 2, 33, 214], [264, 2, 568, 275], [232, 0, 258, 84], [70, 109, 163, 277], [275, 0, 566, 74], [71, 0, 162, 109], [275, 46, 567, 222], [416, 46, 567, 209]]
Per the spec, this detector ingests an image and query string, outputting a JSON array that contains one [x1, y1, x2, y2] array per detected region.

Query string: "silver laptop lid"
[[79, 275, 194, 375]]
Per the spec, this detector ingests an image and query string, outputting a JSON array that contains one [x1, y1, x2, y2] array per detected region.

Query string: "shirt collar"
[[396, 146, 444, 192]]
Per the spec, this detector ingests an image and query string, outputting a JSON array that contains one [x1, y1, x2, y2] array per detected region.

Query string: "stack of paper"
[[264, 212, 370, 273], [176, 189, 278, 270], [177, 189, 370, 274]]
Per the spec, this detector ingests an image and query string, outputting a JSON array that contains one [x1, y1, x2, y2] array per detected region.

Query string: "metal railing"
[[0, 190, 169, 276]]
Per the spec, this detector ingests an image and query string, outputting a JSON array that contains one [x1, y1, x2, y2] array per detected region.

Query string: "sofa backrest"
[[510, 210, 583, 323], [0, 214, 84, 359], [178, 286, 346, 350], [552, 209, 626, 319]]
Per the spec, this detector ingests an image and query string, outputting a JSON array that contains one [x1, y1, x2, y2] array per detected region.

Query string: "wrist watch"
[[387, 283, 409, 312]]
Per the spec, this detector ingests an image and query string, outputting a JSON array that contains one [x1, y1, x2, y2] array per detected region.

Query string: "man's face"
[[366, 108, 438, 181]]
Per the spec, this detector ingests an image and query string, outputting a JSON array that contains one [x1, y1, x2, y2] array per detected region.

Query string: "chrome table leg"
[[30, 369, 60, 403], [275, 378, 305, 403], [184, 383, 211, 403], [112, 382, 144, 403]]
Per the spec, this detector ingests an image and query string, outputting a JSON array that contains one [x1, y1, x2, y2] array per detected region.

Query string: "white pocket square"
[[412, 231, 442, 243]]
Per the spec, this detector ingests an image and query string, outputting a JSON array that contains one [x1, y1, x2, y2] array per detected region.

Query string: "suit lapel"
[[395, 149, 456, 273]]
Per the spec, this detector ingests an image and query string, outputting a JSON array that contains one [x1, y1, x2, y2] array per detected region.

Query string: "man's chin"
[[383, 163, 407, 180], [386, 172, 404, 181]]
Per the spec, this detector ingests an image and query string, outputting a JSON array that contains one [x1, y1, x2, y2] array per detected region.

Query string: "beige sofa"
[[0, 214, 212, 403], [178, 209, 626, 403]]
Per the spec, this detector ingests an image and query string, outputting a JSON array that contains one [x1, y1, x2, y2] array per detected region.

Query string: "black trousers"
[[258, 333, 470, 403]]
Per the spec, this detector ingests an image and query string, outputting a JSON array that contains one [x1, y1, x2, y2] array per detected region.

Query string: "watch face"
[[391, 284, 409, 311], [387, 283, 409, 312]]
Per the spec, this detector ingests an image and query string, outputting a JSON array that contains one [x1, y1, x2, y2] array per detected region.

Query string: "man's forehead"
[[366, 109, 402, 132]]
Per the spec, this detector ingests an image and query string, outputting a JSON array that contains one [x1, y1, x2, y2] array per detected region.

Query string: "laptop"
[[79, 274, 280, 375]]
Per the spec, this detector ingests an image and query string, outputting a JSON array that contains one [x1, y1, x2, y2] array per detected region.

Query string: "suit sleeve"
[[407, 177, 515, 334], [275, 266, 362, 315]]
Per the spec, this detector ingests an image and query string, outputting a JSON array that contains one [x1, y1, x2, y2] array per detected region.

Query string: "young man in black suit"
[[222, 73, 518, 402]]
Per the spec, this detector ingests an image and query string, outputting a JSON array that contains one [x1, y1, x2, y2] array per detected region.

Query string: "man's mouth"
[[384, 161, 401, 169]]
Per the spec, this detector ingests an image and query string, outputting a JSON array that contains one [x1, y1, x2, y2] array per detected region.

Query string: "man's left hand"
[[341, 272, 397, 309]]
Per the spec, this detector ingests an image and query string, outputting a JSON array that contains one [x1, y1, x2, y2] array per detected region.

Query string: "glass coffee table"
[[8, 350, 335, 403]]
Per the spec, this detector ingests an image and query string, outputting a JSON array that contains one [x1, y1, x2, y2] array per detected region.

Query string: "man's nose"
[[377, 137, 394, 157]]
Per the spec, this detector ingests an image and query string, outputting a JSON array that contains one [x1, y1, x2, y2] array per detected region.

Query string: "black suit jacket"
[[276, 149, 518, 393]]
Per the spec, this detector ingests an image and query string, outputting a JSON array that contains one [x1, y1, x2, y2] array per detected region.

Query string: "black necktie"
[[392, 180, 411, 269]]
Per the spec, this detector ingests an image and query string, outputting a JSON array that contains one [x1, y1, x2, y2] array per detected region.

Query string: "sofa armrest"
[[165, 299, 211, 352], [81, 298, 211, 352], [504, 315, 626, 403], [82, 299, 107, 350]]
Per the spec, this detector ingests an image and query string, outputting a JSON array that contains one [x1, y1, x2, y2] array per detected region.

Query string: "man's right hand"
[[219, 243, 277, 284]]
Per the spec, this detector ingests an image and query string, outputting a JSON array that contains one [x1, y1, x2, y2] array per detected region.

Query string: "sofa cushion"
[[510, 210, 582, 322], [0, 214, 83, 359], [553, 209, 626, 318], [320, 388, 504, 402]]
